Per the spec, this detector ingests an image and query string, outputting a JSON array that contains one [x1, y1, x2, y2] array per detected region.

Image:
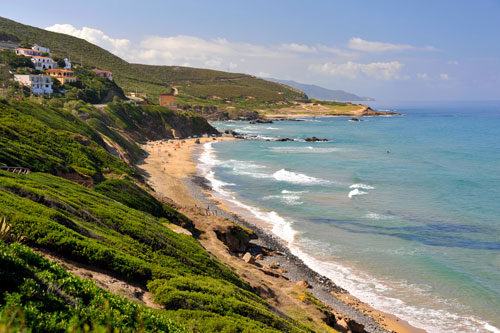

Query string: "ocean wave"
[[348, 188, 368, 198], [266, 127, 279, 130], [350, 183, 375, 190], [289, 244, 499, 333], [198, 142, 221, 167], [225, 198, 297, 245], [263, 194, 304, 206], [273, 169, 327, 185], [364, 212, 394, 220], [281, 189, 308, 194]]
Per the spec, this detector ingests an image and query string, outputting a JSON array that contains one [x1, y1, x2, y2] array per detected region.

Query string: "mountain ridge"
[[268, 78, 374, 101]]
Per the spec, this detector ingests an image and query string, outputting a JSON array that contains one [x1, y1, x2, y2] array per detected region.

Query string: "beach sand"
[[137, 137, 424, 333]]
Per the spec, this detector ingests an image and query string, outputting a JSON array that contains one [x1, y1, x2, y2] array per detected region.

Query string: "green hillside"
[[0, 171, 308, 332], [0, 16, 307, 108], [0, 97, 314, 331]]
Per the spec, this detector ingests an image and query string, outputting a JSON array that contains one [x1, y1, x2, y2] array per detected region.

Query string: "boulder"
[[276, 137, 294, 142], [348, 117, 362, 122], [243, 252, 255, 264], [268, 262, 280, 269], [296, 280, 310, 288], [346, 318, 365, 333], [255, 253, 264, 260], [214, 224, 257, 252]]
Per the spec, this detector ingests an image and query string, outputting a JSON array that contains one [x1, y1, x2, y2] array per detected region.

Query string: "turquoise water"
[[199, 101, 500, 333]]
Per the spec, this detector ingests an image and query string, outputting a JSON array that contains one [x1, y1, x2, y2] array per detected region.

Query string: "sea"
[[197, 101, 500, 333]]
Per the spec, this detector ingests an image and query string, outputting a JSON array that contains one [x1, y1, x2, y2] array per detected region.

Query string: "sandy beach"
[[137, 137, 424, 333]]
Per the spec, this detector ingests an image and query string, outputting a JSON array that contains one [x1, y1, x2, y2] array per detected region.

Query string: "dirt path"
[[36, 249, 162, 309]]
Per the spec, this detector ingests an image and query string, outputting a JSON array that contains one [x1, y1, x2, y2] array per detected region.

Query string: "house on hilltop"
[[14, 74, 53, 95], [29, 56, 54, 70], [46, 69, 76, 84], [160, 93, 177, 109], [92, 69, 113, 80], [15, 48, 41, 57], [32, 44, 51, 56]]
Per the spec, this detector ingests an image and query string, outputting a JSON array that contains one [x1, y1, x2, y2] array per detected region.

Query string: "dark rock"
[[214, 225, 257, 252], [249, 119, 273, 124], [276, 138, 294, 142], [348, 117, 363, 122], [304, 136, 328, 142]]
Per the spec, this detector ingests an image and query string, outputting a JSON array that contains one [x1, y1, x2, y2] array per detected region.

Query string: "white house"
[[32, 44, 51, 56], [15, 47, 41, 57], [30, 56, 55, 70], [63, 58, 71, 69], [14, 74, 53, 95]]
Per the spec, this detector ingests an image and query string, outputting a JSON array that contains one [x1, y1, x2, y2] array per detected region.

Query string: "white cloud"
[[309, 61, 403, 80], [45, 24, 130, 55], [447, 60, 459, 65], [348, 37, 435, 53], [256, 71, 271, 78], [417, 73, 429, 79], [45, 23, 410, 85], [278, 43, 318, 53], [440, 73, 449, 80]]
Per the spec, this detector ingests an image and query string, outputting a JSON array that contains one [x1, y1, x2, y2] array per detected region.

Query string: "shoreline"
[[137, 137, 424, 333]]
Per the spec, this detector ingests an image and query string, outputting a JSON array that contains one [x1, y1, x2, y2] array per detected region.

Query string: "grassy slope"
[[0, 171, 309, 332], [0, 16, 307, 107], [0, 99, 312, 331], [0, 101, 134, 180], [0, 242, 185, 332]]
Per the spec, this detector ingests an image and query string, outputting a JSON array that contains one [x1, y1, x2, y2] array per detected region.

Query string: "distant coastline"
[[260, 102, 401, 119]]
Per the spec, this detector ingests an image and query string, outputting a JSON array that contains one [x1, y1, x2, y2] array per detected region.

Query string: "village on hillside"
[[0, 41, 112, 96], [0, 40, 181, 108]]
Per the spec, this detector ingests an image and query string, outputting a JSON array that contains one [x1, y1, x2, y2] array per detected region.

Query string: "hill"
[[0, 98, 324, 331], [268, 79, 373, 101], [0, 16, 307, 108]]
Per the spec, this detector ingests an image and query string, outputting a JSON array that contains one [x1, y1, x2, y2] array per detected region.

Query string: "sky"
[[2, 0, 500, 101]]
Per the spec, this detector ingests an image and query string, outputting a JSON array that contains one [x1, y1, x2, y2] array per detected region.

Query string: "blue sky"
[[3, 0, 500, 100]]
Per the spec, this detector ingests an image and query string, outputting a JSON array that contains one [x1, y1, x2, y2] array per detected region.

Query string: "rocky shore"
[[182, 153, 423, 333]]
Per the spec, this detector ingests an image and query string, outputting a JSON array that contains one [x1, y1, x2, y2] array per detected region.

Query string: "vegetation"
[[0, 101, 134, 180], [0, 241, 185, 332], [94, 179, 194, 230], [0, 171, 310, 332]]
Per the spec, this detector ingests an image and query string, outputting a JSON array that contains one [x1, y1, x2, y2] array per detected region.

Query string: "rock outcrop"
[[305, 136, 328, 142]]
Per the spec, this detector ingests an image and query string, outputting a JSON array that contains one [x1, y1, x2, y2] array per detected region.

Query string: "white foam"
[[264, 194, 304, 206], [273, 169, 327, 185], [266, 127, 279, 130], [281, 189, 308, 194], [270, 146, 341, 154], [288, 244, 499, 333], [225, 198, 297, 245], [348, 188, 368, 198], [350, 183, 375, 190], [364, 212, 393, 220], [484, 323, 500, 333]]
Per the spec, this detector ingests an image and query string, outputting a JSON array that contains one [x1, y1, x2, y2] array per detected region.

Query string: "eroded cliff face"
[[104, 102, 219, 141], [180, 104, 261, 121]]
